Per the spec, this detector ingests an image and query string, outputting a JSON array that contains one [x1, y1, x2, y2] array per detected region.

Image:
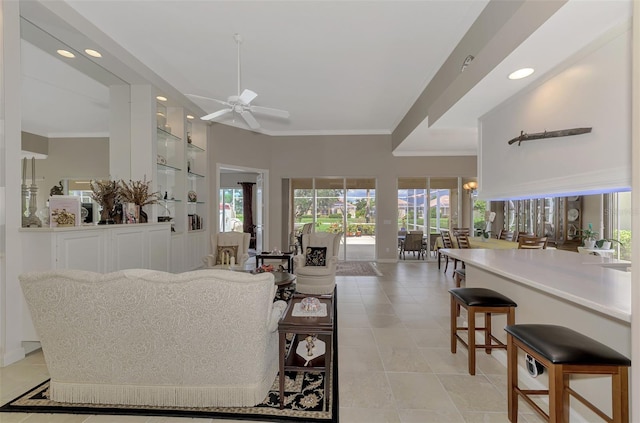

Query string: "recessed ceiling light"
[[508, 68, 534, 80], [156, 96, 167, 102], [84, 49, 102, 58], [186, 115, 195, 120], [57, 49, 75, 58]]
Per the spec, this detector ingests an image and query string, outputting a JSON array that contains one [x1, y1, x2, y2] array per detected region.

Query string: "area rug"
[[0, 307, 338, 423], [336, 261, 382, 276]]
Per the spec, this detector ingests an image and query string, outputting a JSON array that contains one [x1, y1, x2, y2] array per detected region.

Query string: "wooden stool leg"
[[507, 334, 518, 422], [468, 306, 476, 375], [562, 372, 570, 423], [450, 295, 457, 353], [485, 312, 492, 354], [548, 364, 564, 423], [612, 367, 629, 423]]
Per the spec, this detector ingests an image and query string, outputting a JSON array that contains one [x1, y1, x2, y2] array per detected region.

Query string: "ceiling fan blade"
[[185, 93, 229, 107], [240, 110, 260, 129], [238, 89, 258, 105], [201, 108, 232, 121], [249, 105, 290, 119]]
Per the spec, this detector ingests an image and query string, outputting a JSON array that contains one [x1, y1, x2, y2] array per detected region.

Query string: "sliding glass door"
[[291, 178, 376, 260]]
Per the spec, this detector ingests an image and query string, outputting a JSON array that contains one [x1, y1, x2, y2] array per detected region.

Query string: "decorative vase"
[[98, 207, 115, 225], [601, 241, 612, 250], [584, 239, 596, 249], [139, 209, 148, 223]]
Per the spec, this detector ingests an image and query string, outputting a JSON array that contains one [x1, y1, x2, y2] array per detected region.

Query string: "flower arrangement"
[[118, 177, 160, 223], [118, 177, 160, 207], [90, 180, 119, 223]]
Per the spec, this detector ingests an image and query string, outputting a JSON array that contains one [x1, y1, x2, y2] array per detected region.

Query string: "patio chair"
[[400, 232, 424, 260]]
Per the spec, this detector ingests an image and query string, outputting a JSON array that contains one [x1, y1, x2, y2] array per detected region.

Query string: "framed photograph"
[[49, 196, 82, 227], [124, 203, 140, 224]]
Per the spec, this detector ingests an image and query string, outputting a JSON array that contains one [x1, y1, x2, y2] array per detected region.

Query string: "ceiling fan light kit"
[[187, 33, 289, 131]]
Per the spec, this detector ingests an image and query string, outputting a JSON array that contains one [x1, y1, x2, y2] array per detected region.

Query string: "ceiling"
[[20, 0, 631, 155]]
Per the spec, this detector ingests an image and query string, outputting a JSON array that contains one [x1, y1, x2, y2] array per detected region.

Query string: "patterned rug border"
[[0, 300, 339, 423], [336, 261, 382, 276]]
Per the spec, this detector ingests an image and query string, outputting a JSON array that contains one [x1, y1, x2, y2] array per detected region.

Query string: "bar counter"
[[440, 248, 631, 419], [440, 248, 631, 322]]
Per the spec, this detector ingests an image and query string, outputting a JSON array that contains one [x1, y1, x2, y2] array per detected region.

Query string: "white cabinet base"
[[20, 223, 171, 341]]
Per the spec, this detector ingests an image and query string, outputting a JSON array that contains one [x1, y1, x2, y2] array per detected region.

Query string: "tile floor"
[[0, 261, 544, 423]]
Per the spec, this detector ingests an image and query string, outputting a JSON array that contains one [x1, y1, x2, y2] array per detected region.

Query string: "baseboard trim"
[[2, 345, 26, 367]]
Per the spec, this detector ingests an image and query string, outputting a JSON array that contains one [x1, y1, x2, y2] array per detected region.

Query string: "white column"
[[109, 85, 131, 181], [0, 0, 27, 366], [130, 85, 156, 220], [630, 1, 639, 419]]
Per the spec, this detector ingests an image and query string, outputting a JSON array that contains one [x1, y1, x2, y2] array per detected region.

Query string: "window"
[[605, 192, 631, 260], [219, 188, 243, 231]]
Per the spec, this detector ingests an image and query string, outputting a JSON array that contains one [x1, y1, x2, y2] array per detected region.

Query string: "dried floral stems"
[[90, 180, 119, 209], [118, 177, 160, 206]]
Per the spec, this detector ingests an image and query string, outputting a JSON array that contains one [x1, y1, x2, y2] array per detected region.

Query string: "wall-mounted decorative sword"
[[507, 127, 592, 146]]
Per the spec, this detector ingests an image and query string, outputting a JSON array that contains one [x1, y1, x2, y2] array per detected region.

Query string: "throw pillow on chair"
[[216, 245, 238, 265], [305, 247, 327, 266]]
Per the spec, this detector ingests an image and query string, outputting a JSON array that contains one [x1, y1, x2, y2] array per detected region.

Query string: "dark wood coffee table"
[[278, 293, 334, 410], [256, 252, 295, 273]]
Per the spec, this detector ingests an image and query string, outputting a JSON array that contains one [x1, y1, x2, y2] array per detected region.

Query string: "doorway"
[[217, 164, 268, 254]]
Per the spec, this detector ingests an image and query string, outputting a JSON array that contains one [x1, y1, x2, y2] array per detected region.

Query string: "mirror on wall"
[[19, 11, 129, 218]]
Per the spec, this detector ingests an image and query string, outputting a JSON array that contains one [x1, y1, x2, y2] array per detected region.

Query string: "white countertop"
[[19, 222, 171, 232], [440, 248, 631, 322]]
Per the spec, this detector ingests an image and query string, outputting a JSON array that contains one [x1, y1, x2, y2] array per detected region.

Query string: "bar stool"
[[454, 268, 466, 288], [453, 269, 466, 317], [449, 287, 517, 375], [505, 324, 631, 423]]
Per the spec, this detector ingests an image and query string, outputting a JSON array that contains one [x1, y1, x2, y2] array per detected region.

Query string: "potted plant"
[[577, 223, 598, 248], [596, 238, 622, 250]]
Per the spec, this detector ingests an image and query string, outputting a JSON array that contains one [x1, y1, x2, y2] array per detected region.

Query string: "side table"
[[256, 252, 295, 273], [278, 293, 334, 410]]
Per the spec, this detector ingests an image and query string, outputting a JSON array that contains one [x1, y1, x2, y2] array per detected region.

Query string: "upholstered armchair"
[[204, 231, 251, 268], [293, 232, 341, 295]]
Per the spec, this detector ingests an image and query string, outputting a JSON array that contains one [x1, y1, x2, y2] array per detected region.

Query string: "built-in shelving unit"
[[155, 102, 209, 271]]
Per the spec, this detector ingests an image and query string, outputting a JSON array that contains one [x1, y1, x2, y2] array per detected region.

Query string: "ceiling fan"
[[186, 33, 289, 130]]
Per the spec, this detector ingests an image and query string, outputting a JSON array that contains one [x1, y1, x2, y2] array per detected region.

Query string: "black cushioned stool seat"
[[505, 324, 631, 423], [449, 287, 517, 375]]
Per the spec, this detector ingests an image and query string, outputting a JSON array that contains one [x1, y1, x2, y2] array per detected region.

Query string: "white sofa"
[[20, 268, 287, 408]]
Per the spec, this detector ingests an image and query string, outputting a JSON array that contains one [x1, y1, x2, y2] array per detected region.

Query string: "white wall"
[[219, 172, 258, 188], [209, 124, 477, 261], [479, 26, 631, 200]]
